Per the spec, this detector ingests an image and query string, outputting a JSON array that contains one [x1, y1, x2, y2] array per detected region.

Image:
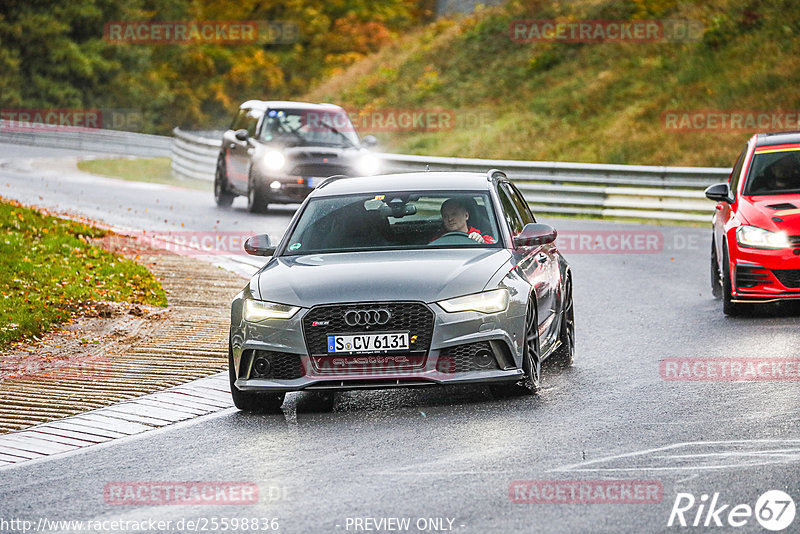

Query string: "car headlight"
[[243, 299, 300, 322], [438, 289, 509, 314], [355, 153, 380, 176], [736, 225, 790, 249], [261, 150, 286, 172]]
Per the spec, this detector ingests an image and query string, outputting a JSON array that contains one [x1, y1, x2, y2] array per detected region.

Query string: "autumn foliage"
[[0, 0, 432, 134]]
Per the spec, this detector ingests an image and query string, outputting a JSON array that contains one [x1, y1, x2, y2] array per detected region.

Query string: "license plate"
[[306, 177, 319, 187], [327, 332, 410, 353]]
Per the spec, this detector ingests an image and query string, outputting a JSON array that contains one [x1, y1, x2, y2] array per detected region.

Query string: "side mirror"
[[234, 129, 249, 142], [361, 135, 377, 148], [704, 182, 732, 203], [513, 223, 557, 248], [244, 234, 275, 257]]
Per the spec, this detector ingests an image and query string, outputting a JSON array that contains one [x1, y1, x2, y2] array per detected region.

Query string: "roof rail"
[[762, 130, 800, 137], [315, 175, 349, 189], [487, 169, 507, 182]]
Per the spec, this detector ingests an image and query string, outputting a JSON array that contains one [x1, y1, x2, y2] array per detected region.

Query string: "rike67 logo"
[[668, 490, 796, 531]]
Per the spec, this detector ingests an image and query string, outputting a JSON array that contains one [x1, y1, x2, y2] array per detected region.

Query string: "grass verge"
[[77, 157, 211, 191], [0, 197, 167, 350], [305, 0, 800, 167]]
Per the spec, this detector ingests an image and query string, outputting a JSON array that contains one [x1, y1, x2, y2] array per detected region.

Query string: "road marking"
[[552, 439, 800, 473]]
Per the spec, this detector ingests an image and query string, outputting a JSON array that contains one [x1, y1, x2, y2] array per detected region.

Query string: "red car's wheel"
[[722, 246, 744, 316], [711, 238, 723, 299]]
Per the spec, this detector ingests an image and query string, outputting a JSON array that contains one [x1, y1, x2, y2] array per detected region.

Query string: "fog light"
[[270, 180, 281, 189], [473, 348, 494, 369], [253, 357, 271, 376]]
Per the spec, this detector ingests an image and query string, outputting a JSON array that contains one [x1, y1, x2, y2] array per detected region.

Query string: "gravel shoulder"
[[0, 251, 245, 433]]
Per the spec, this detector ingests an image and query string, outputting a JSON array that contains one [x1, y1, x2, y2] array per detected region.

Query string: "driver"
[[433, 198, 495, 244], [766, 153, 800, 191]]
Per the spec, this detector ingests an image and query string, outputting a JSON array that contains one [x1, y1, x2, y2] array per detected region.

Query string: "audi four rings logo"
[[343, 309, 392, 326]]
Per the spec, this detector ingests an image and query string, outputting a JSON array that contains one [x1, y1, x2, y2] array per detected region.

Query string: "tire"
[[547, 276, 574, 368], [710, 238, 722, 299], [247, 172, 270, 214], [214, 157, 235, 208], [229, 347, 285, 413], [722, 246, 743, 316], [491, 300, 541, 397]]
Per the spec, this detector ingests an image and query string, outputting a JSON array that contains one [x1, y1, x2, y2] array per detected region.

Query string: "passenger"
[[433, 198, 496, 244]]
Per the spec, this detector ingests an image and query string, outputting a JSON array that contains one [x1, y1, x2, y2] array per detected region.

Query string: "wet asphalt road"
[[0, 143, 799, 533]]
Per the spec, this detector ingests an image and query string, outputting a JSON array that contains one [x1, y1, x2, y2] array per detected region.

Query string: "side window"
[[231, 108, 261, 137], [729, 145, 747, 198], [230, 109, 248, 131], [497, 186, 524, 235], [504, 183, 535, 225]]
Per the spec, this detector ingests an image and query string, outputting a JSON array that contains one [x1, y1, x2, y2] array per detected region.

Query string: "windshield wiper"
[[312, 120, 358, 149]]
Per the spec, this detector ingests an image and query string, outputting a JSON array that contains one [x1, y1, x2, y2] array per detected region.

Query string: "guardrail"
[[168, 128, 731, 223], [0, 126, 171, 157]]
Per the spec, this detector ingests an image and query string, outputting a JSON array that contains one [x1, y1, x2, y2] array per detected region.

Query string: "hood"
[[737, 194, 800, 232], [253, 143, 366, 164], [252, 248, 513, 307]]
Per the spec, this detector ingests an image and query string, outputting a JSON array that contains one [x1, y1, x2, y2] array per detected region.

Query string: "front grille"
[[438, 342, 499, 373], [248, 350, 304, 380], [790, 236, 800, 248], [302, 302, 435, 357], [290, 163, 351, 177], [735, 264, 772, 289], [773, 269, 800, 289]]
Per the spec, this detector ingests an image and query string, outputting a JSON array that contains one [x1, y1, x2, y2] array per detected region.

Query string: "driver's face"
[[442, 204, 469, 232], [769, 157, 797, 189]]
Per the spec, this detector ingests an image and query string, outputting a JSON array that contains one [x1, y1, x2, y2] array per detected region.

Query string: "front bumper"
[[258, 177, 315, 203], [730, 242, 800, 302], [229, 298, 527, 393], [252, 165, 351, 204], [236, 368, 524, 393]]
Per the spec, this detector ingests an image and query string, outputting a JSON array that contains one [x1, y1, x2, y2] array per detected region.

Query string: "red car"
[[706, 131, 800, 315]]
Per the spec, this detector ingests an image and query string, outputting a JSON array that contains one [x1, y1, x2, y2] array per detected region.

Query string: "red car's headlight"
[[736, 225, 791, 249]]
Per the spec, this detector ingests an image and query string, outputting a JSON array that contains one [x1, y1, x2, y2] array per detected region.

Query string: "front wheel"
[[229, 348, 285, 413], [710, 238, 722, 299], [247, 173, 270, 214], [491, 301, 541, 397], [547, 276, 574, 368], [721, 246, 744, 316], [214, 158, 235, 208]]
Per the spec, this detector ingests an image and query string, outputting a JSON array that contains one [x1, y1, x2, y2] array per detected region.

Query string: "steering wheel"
[[429, 231, 476, 246]]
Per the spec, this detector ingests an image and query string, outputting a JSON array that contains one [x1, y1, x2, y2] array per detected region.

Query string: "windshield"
[[258, 108, 360, 148], [282, 191, 502, 255], [744, 148, 800, 195]]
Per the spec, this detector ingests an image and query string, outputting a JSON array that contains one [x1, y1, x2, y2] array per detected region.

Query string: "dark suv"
[[214, 100, 379, 212]]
